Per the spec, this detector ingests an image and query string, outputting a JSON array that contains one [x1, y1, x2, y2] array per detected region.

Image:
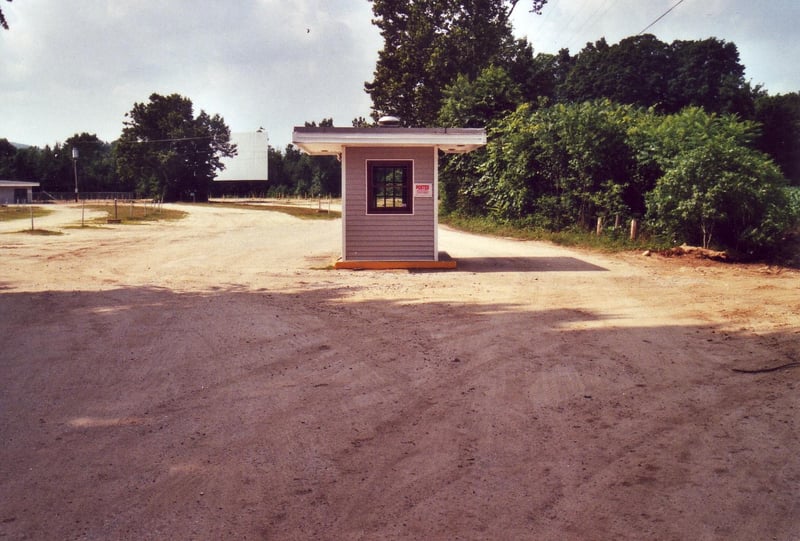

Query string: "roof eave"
[[291, 127, 486, 155], [0, 180, 41, 187]]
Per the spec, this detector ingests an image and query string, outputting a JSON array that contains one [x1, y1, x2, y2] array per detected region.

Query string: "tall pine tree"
[[365, 0, 545, 126]]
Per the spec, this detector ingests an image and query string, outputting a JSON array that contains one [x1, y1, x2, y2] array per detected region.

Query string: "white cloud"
[[0, 1, 380, 148], [0, 0, 795, 150]]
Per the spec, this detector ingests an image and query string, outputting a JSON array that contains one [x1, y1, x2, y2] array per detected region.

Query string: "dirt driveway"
[[1, 203, 798, 540]]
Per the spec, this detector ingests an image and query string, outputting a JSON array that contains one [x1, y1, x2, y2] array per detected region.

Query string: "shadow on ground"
[[455, 256, 608, 273]]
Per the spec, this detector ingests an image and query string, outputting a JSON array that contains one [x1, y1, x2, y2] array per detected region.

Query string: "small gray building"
[[0, 180, 40, 204], [292, 126, 486, 269]]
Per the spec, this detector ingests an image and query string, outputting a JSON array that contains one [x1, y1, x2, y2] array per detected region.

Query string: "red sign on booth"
[[414, 183, 433, 197]]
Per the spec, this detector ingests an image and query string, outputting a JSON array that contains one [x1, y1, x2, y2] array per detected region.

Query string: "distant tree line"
[[0, 98, 340, 201], [259, 119, 341, 198], [0, 133, 121, 194], [0, 93, 237, 202], [364, 0, 800, 258]]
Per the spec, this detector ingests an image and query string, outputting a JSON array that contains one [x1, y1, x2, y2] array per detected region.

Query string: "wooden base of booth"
[[334, 259, 457, 270]]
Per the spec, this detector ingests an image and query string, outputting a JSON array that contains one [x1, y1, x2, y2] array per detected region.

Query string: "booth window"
[[368, 160, 413, 214]]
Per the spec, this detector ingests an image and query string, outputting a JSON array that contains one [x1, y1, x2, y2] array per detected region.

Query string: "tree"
[[304, 118, 335, 128], [754, 92, 800, 185], [507, 0, 547, 15], [646, 139, 795, 256], [300, 118, 341, 196], [366, 0, 540, 126], [65, 133, 116, 193], [561, 36, 672, 109], [0, 137, 120, 195], [629, 106, 761, 187], [115, 93, 235, 202], [0, 138, 16, 177], [556, 36, 756, 116], [281, 144, 314, 196], [31, 144, 72, 192], [437, 65, 523, 214], [632, 107, 794, 255], [471, 100, 641, 227], [264, 146, 289, 196], [438, 65, 523, 128], [507, 43, 572, 105], [1, 0, 11, 30], [351, 116, 374, 128], [667, 38, 756, 116]]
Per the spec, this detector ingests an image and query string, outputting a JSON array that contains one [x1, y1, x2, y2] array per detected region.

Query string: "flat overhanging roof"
[[292, 127, 486, 155], [0, 180, 40, 188]]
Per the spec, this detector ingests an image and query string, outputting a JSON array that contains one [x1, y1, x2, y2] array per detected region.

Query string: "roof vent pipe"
[[378, 115, 401, 127]]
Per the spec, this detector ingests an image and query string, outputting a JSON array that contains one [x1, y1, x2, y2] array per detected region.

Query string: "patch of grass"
[[440, 213, 670, 253], [207, 201, 341, 220], [0, 206, 52, 222], [84, 203, 188, 224], [18, 228, 63, 236], [62, 225, 113, 230]]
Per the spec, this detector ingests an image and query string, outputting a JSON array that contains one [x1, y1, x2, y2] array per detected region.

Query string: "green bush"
[[440, 100, 798, 260], [646, 140, 795, 257]]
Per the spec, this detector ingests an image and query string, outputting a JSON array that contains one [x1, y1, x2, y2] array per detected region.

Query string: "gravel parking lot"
[[1, 203, 798, 540]]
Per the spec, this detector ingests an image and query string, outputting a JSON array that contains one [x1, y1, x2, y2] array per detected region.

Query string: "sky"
[[1, 0, 798, 151]]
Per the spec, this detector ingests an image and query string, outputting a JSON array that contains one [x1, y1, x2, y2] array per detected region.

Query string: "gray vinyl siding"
[[0, 187, 33, 204], [343, 146, 436, 261]]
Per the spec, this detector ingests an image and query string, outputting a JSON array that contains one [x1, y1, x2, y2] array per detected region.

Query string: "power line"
[[567, 0, 613, 51], [123, 136, 216, 144], [638, 0, 687, 35], [542, 0, 588, 52]]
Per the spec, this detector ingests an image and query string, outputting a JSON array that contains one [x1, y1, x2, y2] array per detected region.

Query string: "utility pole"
[[72, 147, 79, 202]]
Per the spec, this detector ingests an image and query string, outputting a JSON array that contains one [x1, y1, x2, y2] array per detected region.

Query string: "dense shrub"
[[441, 101, 798, 257], [646, 140, 794, 257]]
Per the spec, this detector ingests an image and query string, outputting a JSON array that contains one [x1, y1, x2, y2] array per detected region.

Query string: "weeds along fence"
[[212, 194, 339, 213], [103, 197, 165, 221]]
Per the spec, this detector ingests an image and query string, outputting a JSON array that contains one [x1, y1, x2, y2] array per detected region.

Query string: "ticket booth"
[[292, 125, 486, 269]]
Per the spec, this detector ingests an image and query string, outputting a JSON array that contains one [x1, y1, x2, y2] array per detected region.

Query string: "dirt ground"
[[1, 202, 799, 540]]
